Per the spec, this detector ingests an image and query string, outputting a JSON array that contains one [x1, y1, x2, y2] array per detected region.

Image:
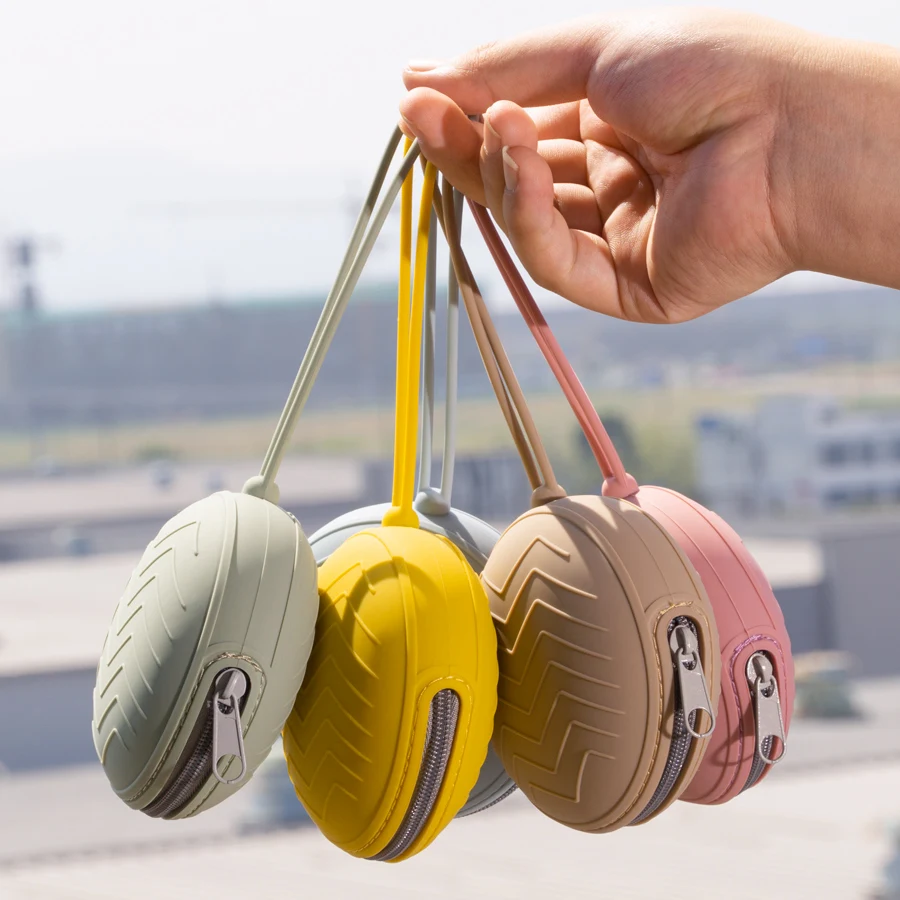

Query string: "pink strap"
[[469, 201, 639, 500]]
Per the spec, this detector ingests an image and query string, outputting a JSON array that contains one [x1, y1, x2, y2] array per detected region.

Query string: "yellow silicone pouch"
[[283, 156, 498, 862]]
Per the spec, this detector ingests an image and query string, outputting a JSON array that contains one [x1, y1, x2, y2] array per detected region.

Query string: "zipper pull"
[[669, 623, 716, 739], [211, 669, 249, 785], [746, 652, 786, 765]]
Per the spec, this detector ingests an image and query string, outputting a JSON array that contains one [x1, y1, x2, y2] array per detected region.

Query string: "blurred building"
[[1, 283, 900, 433], [697, 395, 900, 517], [0, 283, 495, 429]]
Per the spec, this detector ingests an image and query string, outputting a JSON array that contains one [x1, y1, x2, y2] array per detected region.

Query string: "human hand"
[[400, 10, 900, 323]]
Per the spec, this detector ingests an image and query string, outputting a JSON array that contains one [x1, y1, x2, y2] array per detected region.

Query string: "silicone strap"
[[414, 205, 459, 516], [244, 129, 419, 502], [468, 201, 639, 501], [383, 159, 438, 527], [434, 178, 565, 507], [416, 209, 438, 500]]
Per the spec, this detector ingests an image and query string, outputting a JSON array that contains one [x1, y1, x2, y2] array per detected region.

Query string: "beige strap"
[[433, 177, 565, 506]]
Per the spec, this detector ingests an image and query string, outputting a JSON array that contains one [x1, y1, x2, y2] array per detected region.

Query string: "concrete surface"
[[3, 675, 900, 874], [0, 457, 364, 531], [0, 552, 135, 676], [0, 758, 897, 898]]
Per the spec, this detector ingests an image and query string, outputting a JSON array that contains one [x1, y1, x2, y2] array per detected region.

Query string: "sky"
[[0, 0, 898, 311]]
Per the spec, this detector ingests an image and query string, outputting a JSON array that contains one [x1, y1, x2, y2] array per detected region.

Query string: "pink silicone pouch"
[[632, 488, 794, 802], [470, 201, 794, 804]]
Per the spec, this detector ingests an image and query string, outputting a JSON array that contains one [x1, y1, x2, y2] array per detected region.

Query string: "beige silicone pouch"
[[484, 496, 718, 831], [438, 185, 720, 832]]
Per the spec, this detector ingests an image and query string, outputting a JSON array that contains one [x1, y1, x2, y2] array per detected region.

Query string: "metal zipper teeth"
[[630, 617, 698, 826], [369, 689, 460, 861], [631, 708, 695, 825], [742, 735, 774, 792], [141, 669, 246, 820]]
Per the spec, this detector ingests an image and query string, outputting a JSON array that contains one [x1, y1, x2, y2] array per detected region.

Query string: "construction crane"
[[5, 235, 61, 316]]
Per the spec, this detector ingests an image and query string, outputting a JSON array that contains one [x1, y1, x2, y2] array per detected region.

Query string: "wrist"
[[775, 33, 900, 287]]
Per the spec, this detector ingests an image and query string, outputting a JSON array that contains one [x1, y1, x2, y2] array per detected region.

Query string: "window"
[[825, 486, 878, 508], [859, 441, 876, 463], [825, 488, 851, 507], [821, 441, 880, 466], [820, 443, 848, 466]]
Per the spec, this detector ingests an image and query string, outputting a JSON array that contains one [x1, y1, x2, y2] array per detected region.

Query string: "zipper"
[[741, 651, 786, 792], [631, 617, 715, 824], [369, 689, 460, 861], [142, 668, 249, 819]]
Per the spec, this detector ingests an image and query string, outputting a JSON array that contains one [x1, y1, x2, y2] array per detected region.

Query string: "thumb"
[[402, 16, 620, 113]]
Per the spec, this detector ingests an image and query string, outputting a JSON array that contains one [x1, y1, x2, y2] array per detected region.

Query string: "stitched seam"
[[720, 634, 788, 798], [128, 652, 266, 805], [543, 499, 702, 828], [358, 674, 470, 856], [610, 601, 688, 826]]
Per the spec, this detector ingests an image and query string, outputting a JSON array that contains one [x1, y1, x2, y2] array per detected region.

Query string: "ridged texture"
[[633, 487, 794, 804], [93, 496, 231, 793], [92, 491, 319, 816], [283, 525, 498, 861], [483, 494, 719, 832], [308, 502, 516, 817]]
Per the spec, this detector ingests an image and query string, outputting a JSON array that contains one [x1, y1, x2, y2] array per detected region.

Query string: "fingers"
[[540, 140, 589, 186], [477, 104, 623, 316], [554, 184, 602, 233], [399, 88, 486, 203], [481, 103, 593, 230], [528, 101, 584, 140], [499, 143, 623, 316], [585, 142, 655, 224], [587, 148, 659, 321], [480, 102, 540, 232], [402, 16, 620, 112], [483, 103, 663, 321], [401, 92, 591, 213]]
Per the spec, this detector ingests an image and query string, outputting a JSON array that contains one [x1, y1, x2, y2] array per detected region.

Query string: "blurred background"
[[2, 0, 900, 897]]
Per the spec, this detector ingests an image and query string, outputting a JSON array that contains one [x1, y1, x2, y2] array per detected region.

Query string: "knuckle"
[[459, 40, 500, 75], [457, 40, 505, 106]]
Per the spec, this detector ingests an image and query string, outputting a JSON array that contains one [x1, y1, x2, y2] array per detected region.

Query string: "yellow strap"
[[383, 157, 437, 527]]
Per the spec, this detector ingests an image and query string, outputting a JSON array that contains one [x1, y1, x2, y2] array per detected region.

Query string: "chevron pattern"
[[283, 525, 498, 859], [283, 551, 398, 832], [92, 501, 219, 792], [484, 501, 653, 832]]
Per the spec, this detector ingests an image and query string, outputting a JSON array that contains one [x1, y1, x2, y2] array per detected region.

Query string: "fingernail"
[[483, 115, 501, 155], [502, 146, 519, 192], [406, 59, 443, 72]]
